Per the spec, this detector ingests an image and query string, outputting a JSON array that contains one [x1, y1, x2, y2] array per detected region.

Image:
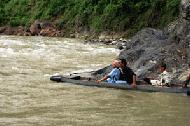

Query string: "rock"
[[16, 26, 25, 36], [69, 33, 75, 38], [4, 26, 14, 35], [119, 26, 189, 79], [0, 26, 7, 33], [29, 20, 41, 36], [39, 27, 58, 37], [181, 0, 190, 20], [0, 26, 31, 36], [29, 20, 61, 37], [117, 45, 124, 50]]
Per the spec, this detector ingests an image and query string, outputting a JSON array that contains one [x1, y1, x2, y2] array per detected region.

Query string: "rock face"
[[118, 25, 189, 82], [119, 28, 169, 77], [118, 8, 190, 82]]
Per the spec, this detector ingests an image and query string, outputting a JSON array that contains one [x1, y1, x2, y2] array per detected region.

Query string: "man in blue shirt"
[[96, 60, 120, 83]]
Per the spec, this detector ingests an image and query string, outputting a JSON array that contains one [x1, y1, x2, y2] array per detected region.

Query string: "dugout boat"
[[50, 74, 190, 95]]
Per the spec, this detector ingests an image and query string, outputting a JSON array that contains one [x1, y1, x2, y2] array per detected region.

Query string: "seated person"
[[144, 62, 172, 86], [118, 59, 137, 87], [182, 74, 190, 88], [96, 60, 120, 83]]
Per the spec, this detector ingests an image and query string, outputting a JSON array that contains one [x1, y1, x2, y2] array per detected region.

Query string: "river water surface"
[[0, 35, 190, 126]]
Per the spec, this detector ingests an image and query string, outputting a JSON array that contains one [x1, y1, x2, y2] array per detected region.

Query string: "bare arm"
[[96, 75, 109, 83], [131, 75, 137, 88]]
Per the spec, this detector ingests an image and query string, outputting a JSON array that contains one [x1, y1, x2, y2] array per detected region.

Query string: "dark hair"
[[160, 62, 166, 70], [119, 58, 127, 66]]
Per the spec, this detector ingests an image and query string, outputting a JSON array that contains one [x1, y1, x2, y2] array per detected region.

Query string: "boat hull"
[[50, 75, 190, 94]]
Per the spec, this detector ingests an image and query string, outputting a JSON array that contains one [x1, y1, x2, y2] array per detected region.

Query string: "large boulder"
[[117, 19, 190, 81], [119, 28, 169, 78]]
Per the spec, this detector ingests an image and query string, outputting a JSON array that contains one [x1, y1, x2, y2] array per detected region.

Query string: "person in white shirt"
[[182, 74, 190, 88], [144, 63, 172, 86]]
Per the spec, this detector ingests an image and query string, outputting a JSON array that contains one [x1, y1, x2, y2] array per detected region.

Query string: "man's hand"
[[96, 80, 101, 84], [131, 83, 137, 88]]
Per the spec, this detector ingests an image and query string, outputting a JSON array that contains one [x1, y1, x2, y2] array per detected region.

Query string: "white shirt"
[[150, 70, 172, 86], [159, 70, 172, 84]]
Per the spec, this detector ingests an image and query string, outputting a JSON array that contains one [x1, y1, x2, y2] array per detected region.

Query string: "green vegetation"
[[0, 0, 181, 37]]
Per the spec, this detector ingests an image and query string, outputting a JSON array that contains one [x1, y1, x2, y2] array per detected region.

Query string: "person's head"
[[119, 58, 127, 68], [159, 62, 166, 73], [111, 60, 120, 68]]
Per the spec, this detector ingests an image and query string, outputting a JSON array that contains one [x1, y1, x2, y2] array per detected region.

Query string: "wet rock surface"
[[84, 38, 128, 50]]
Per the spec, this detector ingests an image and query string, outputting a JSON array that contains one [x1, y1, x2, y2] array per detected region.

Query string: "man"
[[118, 59, 137, 87], [144, 62, 172, 86], [96, 60, 120, 83]]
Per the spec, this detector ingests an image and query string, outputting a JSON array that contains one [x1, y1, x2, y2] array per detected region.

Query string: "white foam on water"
[[0, 36, 119, 77], [11, 67, 18, 70], [0, 48, 15, 57], [0, 39, 25, 47]]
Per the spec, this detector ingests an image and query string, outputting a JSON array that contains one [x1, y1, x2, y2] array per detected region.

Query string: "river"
[[0, 35, 189, 126]]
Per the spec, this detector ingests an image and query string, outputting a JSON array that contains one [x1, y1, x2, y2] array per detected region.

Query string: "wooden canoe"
[[50, 75, 190, 95]]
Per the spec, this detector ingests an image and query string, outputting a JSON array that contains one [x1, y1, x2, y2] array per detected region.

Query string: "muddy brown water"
[[0, 35, 189, 126]]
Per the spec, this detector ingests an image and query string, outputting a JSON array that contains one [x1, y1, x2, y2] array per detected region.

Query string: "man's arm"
[[131, 75, 137, 88], [96, 75, 109, 83]]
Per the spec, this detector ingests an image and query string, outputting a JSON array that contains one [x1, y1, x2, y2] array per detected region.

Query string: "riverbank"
[[0, 23, 131, 50], [0, 22, 128, 39], [0, 0, 181, 38]]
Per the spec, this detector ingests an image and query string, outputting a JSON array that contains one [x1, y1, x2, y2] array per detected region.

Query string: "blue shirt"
[[107, 68, 120, 83]]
